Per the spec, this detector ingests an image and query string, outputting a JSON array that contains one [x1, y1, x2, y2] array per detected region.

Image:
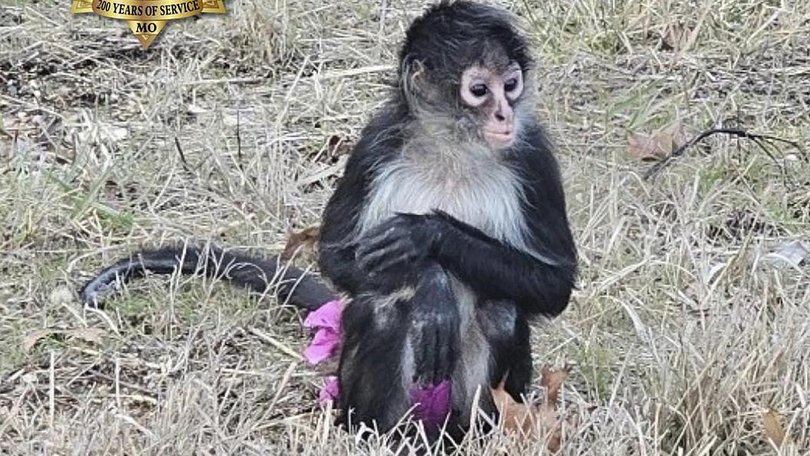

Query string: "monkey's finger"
[[433, 329, 446, 381], [358, 243, 418, 273], [430, 323, 453, 384], [434, 324, 448, 382], [357, 248, 397, 272], [424, 327, 439, 384], [356, 243, 395, 265], [355, 234, 403, 262], [358, 235, 409, 259], [440, 319, 460, 380], [436, 329, 453, 380], [360, 222, 405, 245], [415, 324, 438, 384], [368, 252, 419, 276], [392, 212, 426, 224], [361, 228, 397, 246]]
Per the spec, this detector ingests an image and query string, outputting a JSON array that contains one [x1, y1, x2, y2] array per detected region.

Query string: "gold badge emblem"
[[70, 0, 226, 49]]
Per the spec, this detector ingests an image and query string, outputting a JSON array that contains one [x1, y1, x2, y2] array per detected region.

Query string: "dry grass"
[[1, 0, 809, 454]]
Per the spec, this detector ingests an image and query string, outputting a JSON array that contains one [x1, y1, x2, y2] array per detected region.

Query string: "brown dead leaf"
[[762, 408, 786, 447], [628, 132, 673, 161], [67, 328, 106, 345], [22, 330, 51, 353], [491, 365, 575, 452], [491, 379, 534, 436], [327, 135, 353, 158], [281, 225, 321, 262], [541, 365, 570, 404], [627, 121, 686, 162], [22, 328, 107, 353]]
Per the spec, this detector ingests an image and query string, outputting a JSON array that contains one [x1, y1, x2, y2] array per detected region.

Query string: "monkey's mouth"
[[483, 130, 514, 147]]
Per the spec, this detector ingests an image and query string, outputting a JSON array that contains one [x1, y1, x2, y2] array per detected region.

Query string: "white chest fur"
[[358, 150, 529, 248]]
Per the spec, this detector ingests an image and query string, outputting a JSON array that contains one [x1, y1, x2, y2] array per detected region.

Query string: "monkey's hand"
[[409, 282, 460, 386], [354, 212, 442, 279]]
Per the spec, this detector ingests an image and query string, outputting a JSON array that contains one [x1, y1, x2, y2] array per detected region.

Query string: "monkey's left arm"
[[431, 211, 575, 317], [318, 154, 368, 296], [318, 105, 408, 295], [436, 139, 577, 317]]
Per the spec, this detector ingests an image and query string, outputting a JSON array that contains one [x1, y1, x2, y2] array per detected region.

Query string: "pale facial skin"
[[459, 63, 524, 150]]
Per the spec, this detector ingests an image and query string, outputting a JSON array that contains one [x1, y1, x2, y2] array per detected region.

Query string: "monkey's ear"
[[401, 56, 427, 86], [401, 56, 440, 105], [409, 59, 426, 81]]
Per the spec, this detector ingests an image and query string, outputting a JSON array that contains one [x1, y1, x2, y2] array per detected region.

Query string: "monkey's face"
[[459, 63, 524, 150]]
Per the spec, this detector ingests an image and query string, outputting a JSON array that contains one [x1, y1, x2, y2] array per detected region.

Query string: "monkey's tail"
[[79, 244, 337, 311]]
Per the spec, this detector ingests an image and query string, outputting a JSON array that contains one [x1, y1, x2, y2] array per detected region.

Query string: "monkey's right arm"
[[317, 159, 367, 296], [318, 106, 407, 295]]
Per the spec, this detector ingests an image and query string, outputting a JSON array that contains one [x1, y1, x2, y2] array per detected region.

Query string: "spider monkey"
[[80, 0, 576, 441]]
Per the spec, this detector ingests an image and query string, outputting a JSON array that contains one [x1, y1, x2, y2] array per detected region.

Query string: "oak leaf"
[[627, 121, 686, 161], [491, 365, 575, 452], [282, 225, 320, 262]]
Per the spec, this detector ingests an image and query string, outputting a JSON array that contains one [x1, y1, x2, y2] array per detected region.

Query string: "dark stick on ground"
[[236, 108, 244, 172], [643, 128, 804, 181], [174, 136, 194, 176]]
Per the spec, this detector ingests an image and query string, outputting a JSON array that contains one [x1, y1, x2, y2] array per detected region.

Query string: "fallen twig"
[[643, 128, 804, 181], [236, 108, 244, 172], [173, 136, 194, 176]]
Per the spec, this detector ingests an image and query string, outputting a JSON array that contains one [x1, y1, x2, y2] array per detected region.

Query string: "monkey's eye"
[[504, 79, 518, 92], [470, 84, 488, 97]]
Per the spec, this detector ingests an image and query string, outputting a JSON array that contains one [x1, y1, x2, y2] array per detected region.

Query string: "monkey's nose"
[[493, 108, 513, 124], [493, 101, 513, 124]]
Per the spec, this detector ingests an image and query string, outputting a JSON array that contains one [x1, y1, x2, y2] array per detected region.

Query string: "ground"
[[1, 0, 809, 454]]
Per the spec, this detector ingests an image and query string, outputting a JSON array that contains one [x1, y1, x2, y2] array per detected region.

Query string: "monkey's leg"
[[337, 264, 461, 435], [477, 299, 532, 401], [336, 292, 413, 433], [439, 300, 531, 440]]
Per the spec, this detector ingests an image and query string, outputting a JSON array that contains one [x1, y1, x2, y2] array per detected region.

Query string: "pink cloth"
[[410, 380, 452, 427], [303, 299, 344, 406], [303, 299, 343, 365], [319, 376, 340, 405]]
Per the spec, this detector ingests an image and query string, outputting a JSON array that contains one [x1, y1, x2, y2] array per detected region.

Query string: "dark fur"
[[80, 244, 335, 310], [398, 0, 532, 109]]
